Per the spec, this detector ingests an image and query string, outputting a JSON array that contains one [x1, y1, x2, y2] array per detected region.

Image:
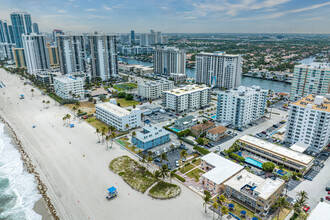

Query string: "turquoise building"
[[132, 124, 170, 150]]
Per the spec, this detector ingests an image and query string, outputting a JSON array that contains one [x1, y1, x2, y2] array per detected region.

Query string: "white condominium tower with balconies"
[[289, 63, 330, 102], [137, 79, 174, 100], [196, 52, 242, 89], [285, 94, 330, 153], [216, 86, 267, 128], [153, 46, 186, 76]]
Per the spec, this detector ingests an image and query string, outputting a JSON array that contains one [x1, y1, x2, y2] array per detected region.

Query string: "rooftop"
[[239, 135, 314, 166], [139, 79, 172, 86], [219, 85, 267, 97], [197, 51, 241, 58], [54, 75, 83, 83], [175, 115, 196, 124], [207, 125, 227, 135], [165, 84, 210, 96], [295, 62, 330, 70], [96, 102, 139, 117], [134, 124, 170, 143], [290, 142, 308, 153], [201, 153, 243, 185], [291, 94, 330, 113], [191, 121, 215, 131], [307, 202, 330, 220], [224, 170, 284, 200]]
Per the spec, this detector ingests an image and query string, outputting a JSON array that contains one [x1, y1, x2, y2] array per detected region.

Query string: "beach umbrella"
[[241, 210, 247, 215], [252, 217, 258, 220], [229, 203, 234, 208]]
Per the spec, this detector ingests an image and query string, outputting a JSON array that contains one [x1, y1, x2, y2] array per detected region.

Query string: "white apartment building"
[[163, 84, 211, 113], [53, 75, 84, 100], [196, 52, 242, 89], [154, 47, 186, 75], [289, 63, 330, 102], [217, 86, 267, 128], [285, 94, 330, 153], [170, 73, 187, 83], [88, 33, 118, 81], [0, 43, 15, 60], [138, 79, 174, 100], [22, 34, 49, 75], [95, 102, 141, 131], [56, 34, 86, 75]]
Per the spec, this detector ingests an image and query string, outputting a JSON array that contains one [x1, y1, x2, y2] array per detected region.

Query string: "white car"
[[175, 161, 180, 167]]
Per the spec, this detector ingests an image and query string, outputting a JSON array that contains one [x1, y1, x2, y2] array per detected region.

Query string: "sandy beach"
[[0, 69, 213, 220]]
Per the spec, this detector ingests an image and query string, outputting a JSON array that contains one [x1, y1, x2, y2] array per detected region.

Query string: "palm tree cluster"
[[293, 191, 309, 217], [62, 114, 71, 125], [42, 100, 50, 108], [95, 126, 117, 149]]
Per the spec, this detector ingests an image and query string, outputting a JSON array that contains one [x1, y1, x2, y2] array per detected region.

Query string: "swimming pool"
[[171, 127, 181, 132], [245, 157, 263, 169], [211, 115, 217, 119]]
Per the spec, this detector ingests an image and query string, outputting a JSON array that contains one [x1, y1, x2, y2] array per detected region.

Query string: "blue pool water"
[[245, 157, 263, 169], [171, 128, 181, 132], [211, 115, 217, 119]]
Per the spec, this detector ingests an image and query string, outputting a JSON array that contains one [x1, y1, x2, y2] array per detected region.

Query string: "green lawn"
[[113, 83, 137, 91], [272, 208, 291, 220], [186, 168, 205, 182], [225, 199, 260, 220], [179, 164, 195, 174], [86, 116, 108, 130], [109, 156, 157, 193], [116, 98, 140, 107], [193, 158, 201, 166], [148, 181, 181, 199], [116, 137, 141, 154]]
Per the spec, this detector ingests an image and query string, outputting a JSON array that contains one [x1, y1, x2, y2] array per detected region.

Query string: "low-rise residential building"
[[206, 126, 227, 141], [216, 86, 267, 128], [285, 94, 330, 153], [132, 124, 170, 150], [224, 170, 285, 216], [169, 73, 187, 83], [137, 79, 174, 100], [163, 84, 211, 113], [95, 102, 141, 131], [191, 121, 215, 137], [174, 115, 198, 131], [200, 153, 243, 194], [238, 135, 314, 174], [53, 75, 84, 100]]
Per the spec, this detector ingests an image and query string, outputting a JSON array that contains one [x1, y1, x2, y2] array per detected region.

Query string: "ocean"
[[0, 122, 41, 220]]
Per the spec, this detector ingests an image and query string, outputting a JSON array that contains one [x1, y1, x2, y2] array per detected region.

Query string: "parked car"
[[248, 123, 253, 126], [169, 114, 173, 116], [175, 161, 180, 167], [303, 206, 310, 212], [182, 158, 186, 162], [273, 124, 279, 128], [154, 157, 160, 162], [311, 152, 317, 157], [280, 120, 286, 124], [262, 131, 267, 134], [167, 163, 172, 170], [321, 152, 329, 156], [180, 144, 188, 150], [216, 146, 220, 151], [227, 131, 232, 134], [314, 161, 319, 166], [326, 196, 330, 201], [326, 187, 330, 191], [237, 128, 243, 132]]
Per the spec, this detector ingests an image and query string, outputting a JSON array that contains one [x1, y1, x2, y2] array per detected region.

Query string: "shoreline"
[[0, 114, 59, 220]]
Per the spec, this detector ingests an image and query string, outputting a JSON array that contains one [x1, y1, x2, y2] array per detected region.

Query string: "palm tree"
[[169, 171, 175, 183], [110, 132, 116, 148], [220, 206, 229, 220], [66, 114, 71, 124], [46, 100, 50, 108], [62, 116, 67, 125], [212, 202, 218, 220], [101, 127, 107, 143], [170, 144, 175, 151], [203, 194, 211, 213], [141, 154, 147, 167], [149, 99, 152, 104], [154, 170, 161, 180], [276, 197, 289, 220], [42, 100, 46, 108], [132, 131, 136, 138], [141, 113, 145, 125], [72, 106, 77, 116], [125, 124, 129, 130], [180, 149, 188, 171], [31, 88, 34, 97], [160, 153, 168, 165], [75, 101, 80, 110], [147, 156, 153, 168], [159, 164, 169, 180], [95, 128, 101, 143], [108, 125, 116, 135], [105, 135, 110, 149]]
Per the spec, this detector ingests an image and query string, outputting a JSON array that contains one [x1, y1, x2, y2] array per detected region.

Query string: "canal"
[[119, 57, 292, 93]]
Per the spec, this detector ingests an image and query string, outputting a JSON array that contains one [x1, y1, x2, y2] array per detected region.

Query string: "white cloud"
[[58, 10, 66, 13], [184, 17, 197, 19], [103, 5, 112, 11], [85, 8, 97, 11]]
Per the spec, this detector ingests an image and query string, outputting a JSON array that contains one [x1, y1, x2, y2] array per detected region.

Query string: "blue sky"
[[1, 0, 330, 33]]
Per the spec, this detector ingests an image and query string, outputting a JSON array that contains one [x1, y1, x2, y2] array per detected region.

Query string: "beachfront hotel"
[[95, 102, 142, 131], [137, 79, 174, 100], [216, 86, 267, 128], [13, 48, 26, 68], [53, 75, 84, 100], [289, 63, 330, 102], [131, 124, 170, 150], [238, 135, 314, 174], [153, 46, 186, 75], [162, 84, 211, 113], [200, 153, 243, 194], [195, 52, 242, 89], [285, 94, 330, 153], [224, 170, 285, 216]]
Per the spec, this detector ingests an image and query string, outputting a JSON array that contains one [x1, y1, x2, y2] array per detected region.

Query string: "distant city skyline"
[[0, 0, 330, 33]]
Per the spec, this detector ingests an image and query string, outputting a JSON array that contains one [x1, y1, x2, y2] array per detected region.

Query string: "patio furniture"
[[229, 203, 235, 210], [252, 217, 258, 220], [240, 210, 246, 218]]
